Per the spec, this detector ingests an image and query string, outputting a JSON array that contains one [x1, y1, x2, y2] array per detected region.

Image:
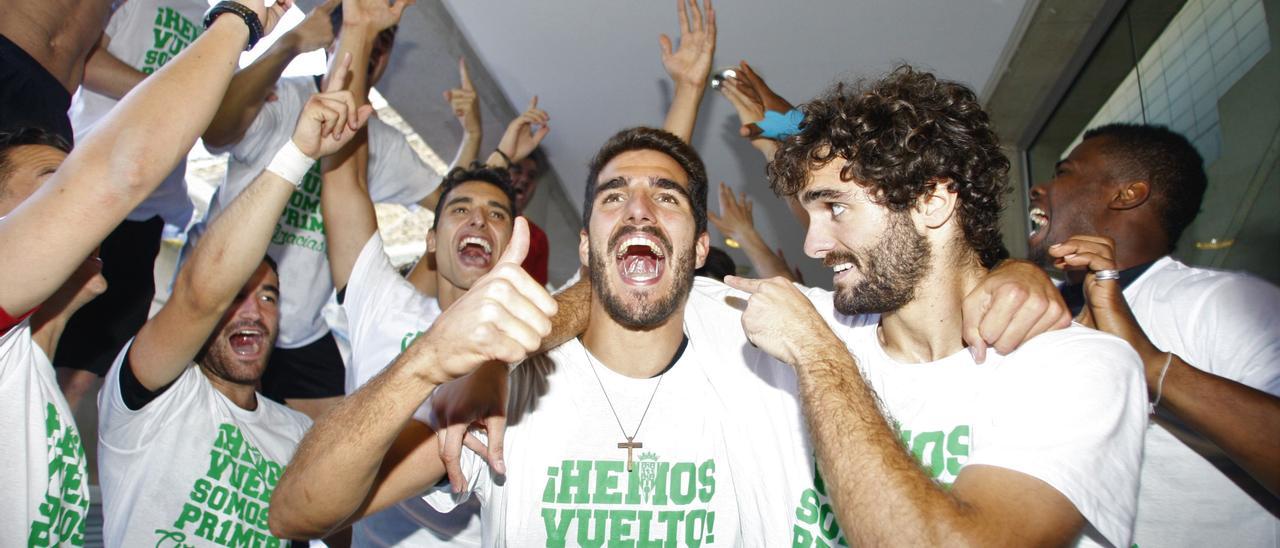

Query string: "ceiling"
[[317, 0, 1038, 285]]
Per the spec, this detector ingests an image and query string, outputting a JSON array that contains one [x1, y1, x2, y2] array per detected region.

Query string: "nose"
[[623, 192, 657, 225], [1029, 181, 1048, 201], [466, 206, 488, 228], [803, 220, 835, 260], [234, 293, 264, 322]]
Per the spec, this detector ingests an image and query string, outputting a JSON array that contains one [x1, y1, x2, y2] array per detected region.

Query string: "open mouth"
[[614, 234, 667, 285], [456, 235, 494, 268], [228, 325, 267, 358], [1028, 206, 1050, 241]]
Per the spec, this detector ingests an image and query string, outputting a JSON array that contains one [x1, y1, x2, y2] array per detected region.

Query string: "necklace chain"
[[581, 339, 666, 441]]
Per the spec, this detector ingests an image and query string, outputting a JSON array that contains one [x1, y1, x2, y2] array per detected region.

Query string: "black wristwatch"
[[203, 1, 264, 51]]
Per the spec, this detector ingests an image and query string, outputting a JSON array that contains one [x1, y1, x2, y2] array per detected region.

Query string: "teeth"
[[459, 236, 492, 254], [1028, 207, 1049, 236], [235, 329, 261, 337], [615, 236, 664, 258], [832, 262, 853, 273]]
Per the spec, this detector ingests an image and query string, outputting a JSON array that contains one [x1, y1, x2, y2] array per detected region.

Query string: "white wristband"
[[266, 139, 315, 187]]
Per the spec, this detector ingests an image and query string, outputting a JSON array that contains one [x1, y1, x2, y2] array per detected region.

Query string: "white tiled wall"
[[1065, 0, 1271, 163]]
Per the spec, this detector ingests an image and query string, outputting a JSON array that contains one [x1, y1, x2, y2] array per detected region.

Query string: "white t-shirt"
[[1123, 256, 1280, 547], [97, 340, 313, 547], [0, 321, 90, 546], [187, 76, 438, 348], [343, 233, 481, 547], [687, 279, 1146, 547], [427, 335, 745, 546], [68, 0, 209, 226]]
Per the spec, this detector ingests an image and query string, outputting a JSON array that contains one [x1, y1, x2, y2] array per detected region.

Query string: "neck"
[[199, 366, 259, 411], [581, 298, 686, 378], [878, 258, 987, 363], [1066, 229, 1167, 284], [29, 313, 68, 360], [435, 277, 465, 310]]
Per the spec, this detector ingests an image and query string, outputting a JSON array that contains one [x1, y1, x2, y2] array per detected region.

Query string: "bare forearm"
[[82, 46, 146, 100], [735, 228, 795, 281], [1156, 354, 1280, 496], [796, 347, 973, 546], [272, 347, 442, 537], [541, 276, 589, 352], [204, 32, 303, 147], [452, 130, 482, 170], [663, 83, 706, 143], [321, 138, 377, 291], [0, 16, 249, 314], [176, 170, 294, 317]]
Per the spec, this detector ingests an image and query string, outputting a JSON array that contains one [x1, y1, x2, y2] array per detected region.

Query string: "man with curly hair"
[[726, 66, 1149, 546]]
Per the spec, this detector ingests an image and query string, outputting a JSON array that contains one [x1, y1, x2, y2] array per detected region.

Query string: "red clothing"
[[0, 305, 36, 336], [522, 219, 550, 286]]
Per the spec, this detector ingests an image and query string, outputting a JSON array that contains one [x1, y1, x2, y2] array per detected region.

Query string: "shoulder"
[[259, 396, 314, 435], [1130, 258, 1280, 306], [1003, 324, 1143, 384]]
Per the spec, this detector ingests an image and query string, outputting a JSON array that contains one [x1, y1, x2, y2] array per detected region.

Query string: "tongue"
[[458, 245, 491, 267], [621, 255, 659, 281], [229, 334, 260, 356]]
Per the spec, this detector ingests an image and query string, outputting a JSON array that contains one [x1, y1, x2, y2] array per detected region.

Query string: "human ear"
[[916, 178, 959, 229], [1109, 180, 1150, 210]]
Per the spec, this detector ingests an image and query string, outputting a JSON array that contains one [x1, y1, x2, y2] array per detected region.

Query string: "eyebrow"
[[445, 195, 474, 208], [801, 188, 848, 204], [263, 284, 280, 295], [488, 200, 513, 216], [1055, 159, 1067, 172], [595, 176, 692, 202]]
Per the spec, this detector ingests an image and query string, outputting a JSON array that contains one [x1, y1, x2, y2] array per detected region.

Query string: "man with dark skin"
[[1028, 123, 1280, 546]]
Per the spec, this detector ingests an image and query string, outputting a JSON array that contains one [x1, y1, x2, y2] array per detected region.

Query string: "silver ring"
[[1094, 269, 1121, 281]]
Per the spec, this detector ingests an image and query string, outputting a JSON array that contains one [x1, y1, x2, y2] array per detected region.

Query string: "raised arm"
[[484, 96, 550, 169], [129, 68, 371, 390], [708, 182, 797, 280], [1054, 235, 1280, 496], [0, 0, 291, 317], [81, 34, 147, 100], [319, 0, 398, 292], [418, 57, 485, 212], [203, 0, 340, 149], [659, 0, 715, 142], [270, 218, 555, 538]]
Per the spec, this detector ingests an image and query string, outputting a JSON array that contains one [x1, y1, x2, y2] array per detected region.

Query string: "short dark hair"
[[1081, 124, 1207, 249], [584, 127, 708, 234], [0, 127, 71, 196], [431, 163, 518, 230], [262, 255, 279, 279], [694, 246, 736, 281], [769, 65, 1011, 268]]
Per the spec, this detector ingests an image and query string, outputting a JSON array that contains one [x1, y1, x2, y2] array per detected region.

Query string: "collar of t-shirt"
[[1060, 259, 1156, 317]]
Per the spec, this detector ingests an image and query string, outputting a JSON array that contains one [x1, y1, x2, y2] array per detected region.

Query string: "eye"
[[489, 210, 508, 220], [655, 192, 679, 205], [830, 203, 847, 217], [261, 293, 278, 304], [451, 205, 469, 214], [602, 192, 624, 204]]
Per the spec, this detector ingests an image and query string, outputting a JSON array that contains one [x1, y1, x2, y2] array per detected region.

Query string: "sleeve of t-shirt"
[[98, 338, 206, 451], [970, 329, 1147, 548], [366, 120, 438, 205], [211, 78, 309, 165], [342, 232, 429, 388], [420, 427, 490, 512], [104, 0, 133, 37], [1188, 275, 1280, 396]]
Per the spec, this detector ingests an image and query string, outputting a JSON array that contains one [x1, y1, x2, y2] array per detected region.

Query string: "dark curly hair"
[[769, 65, 1011, 268], [1081, 124, 1206, 250], [431, 163, 518, 230], [584, 127, 708, 235]]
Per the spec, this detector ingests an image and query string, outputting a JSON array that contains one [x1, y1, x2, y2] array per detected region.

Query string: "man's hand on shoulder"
[[963, 259, 1071, 362]]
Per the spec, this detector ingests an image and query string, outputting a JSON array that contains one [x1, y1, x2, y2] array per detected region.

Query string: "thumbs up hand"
[[412, 217, 559, 385]]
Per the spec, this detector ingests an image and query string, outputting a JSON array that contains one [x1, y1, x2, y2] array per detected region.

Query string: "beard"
[[588, 226, 695, 330], [198, 319, 273, 386], [829, 212, 932, 315]]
